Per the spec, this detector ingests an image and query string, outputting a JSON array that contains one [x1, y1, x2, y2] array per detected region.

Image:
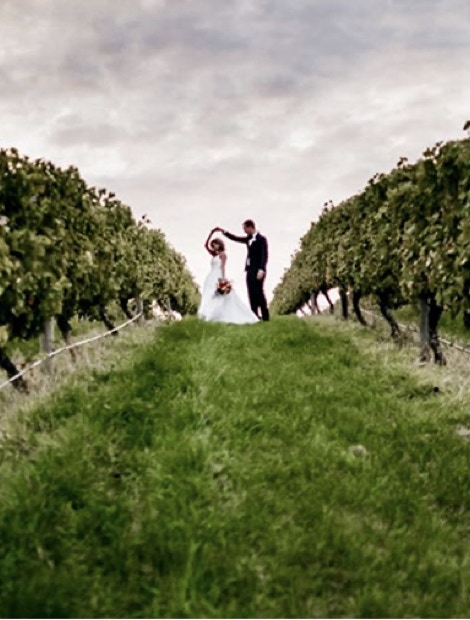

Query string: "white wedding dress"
[[198, 255, 259, 324]]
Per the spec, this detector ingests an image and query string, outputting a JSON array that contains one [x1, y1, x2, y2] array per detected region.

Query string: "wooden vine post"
[[41, 318, 55, 371], [135, 296, 145, 325]]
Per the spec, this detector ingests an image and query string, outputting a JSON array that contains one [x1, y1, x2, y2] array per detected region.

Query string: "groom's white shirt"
[[246, 231, 259, 268], [248, 231, 258, 246]]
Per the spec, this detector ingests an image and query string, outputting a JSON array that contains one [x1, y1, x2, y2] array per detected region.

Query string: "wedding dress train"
[[198, 256, 259, 324]]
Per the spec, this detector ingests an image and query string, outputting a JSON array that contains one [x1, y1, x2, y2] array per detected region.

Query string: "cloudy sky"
[[1, 0, 469, 303]]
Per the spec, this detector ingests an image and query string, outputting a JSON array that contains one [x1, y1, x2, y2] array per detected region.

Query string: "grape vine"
[[271, 136, 470, 320], [0, 148, 200, 356]]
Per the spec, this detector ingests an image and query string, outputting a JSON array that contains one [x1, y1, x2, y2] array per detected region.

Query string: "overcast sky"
[[1, 0, 469, 303]]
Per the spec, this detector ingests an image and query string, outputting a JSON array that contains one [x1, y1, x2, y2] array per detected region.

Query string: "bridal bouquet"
[[216, 278, 232, 295]]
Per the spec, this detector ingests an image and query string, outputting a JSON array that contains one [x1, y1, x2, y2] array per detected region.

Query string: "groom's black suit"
[[223, 230, 270, 321]]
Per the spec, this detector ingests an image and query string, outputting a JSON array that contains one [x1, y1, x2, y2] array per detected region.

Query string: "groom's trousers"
[[246, 271, 270, 321]]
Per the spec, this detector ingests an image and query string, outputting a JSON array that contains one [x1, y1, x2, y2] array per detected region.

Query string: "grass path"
[[1, 317, 470, 618], [0, 319, 160, 423]]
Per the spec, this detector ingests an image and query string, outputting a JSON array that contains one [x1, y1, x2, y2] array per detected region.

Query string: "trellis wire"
[[0, 313, 143, 392], [360, 308, 470, 356]]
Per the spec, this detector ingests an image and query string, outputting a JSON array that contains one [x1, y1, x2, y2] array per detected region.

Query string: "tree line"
[[271, 130, 470, 363], [0, 147, 200, 390]]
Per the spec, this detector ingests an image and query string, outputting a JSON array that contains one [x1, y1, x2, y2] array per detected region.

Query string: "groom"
[[216, 219, 270, 321]]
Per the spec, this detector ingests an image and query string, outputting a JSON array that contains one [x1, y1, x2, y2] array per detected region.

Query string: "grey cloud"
[[1, 0, 469, 297], [52, 115, 126, 147]]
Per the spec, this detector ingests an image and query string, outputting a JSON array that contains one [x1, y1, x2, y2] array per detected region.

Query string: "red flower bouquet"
[[216, 278, 232, 295]]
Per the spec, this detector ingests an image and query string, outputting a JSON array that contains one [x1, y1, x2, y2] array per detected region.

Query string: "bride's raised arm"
[[204, 228, 217, 255]]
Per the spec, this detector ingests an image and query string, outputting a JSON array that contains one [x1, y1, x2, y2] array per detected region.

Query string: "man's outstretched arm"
[[216, 227, 248, 244]]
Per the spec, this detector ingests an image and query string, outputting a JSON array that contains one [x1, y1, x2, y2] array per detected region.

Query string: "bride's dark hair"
[[211, 238, 225, 251]]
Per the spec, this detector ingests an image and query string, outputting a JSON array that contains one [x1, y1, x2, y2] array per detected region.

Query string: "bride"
[[198, 228, 259, 324]]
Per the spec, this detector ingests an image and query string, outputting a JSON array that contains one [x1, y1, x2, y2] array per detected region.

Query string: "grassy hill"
[[1, 316, 470, 618]]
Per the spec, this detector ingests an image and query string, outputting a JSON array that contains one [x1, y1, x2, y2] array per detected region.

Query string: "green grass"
[[1, 317, 470, 618]]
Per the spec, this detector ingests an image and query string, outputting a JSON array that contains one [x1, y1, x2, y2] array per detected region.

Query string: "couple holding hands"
[[198, 219, 269, 325]]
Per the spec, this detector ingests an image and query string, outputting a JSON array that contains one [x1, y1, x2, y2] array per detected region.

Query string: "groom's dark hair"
[[243, 219, 256, 229]]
